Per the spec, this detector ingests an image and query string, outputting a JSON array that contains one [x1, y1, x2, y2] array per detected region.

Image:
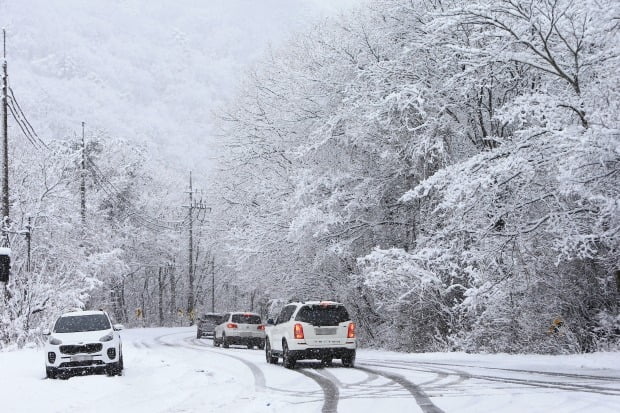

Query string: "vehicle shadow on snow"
[[218, 344, 264, 350], [290, 360, 348, 370], [46, 368, 122, 380]]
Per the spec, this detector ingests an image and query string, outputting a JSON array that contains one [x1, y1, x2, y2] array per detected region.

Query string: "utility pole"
[[169, 261, 176, 319], [0, 29, 10, 292], [25, 217, 31, 272], [187, 171, 194, 320], [183, 172, 209, 323], [158, 266, 164, 326], [211, 257, 215, 313], [1, 29, 9, 222], [80, 122, 86, 226]]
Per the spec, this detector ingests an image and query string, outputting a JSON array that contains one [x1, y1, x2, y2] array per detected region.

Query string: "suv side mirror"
[[267, 319, 275, 325], [113, 324, 124, 331]]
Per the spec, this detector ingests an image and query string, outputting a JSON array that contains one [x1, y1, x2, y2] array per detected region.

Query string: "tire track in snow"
[[379, 359, 620, 383], [357, 365, 445, 413], [364, 359, 620, 397], [191, 337, 340, 411], [471, 372, 620, 396], [362, 360, 465, 388], [188, 337, 267, 390], [304, 364, 410, 403], [155, 332, 286, 404], [153, 332, 181, 347], [296, 368, 339, 413], [187, 332, 445, 412]]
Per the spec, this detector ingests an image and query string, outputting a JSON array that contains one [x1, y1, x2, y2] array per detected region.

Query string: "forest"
[[1, 0, 618, 354]]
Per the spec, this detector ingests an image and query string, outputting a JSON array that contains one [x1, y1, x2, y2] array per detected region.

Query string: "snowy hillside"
[[0, 0, 359, 173]]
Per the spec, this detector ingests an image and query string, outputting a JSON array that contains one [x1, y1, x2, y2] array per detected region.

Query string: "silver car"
[[213, 312, 265, 349]]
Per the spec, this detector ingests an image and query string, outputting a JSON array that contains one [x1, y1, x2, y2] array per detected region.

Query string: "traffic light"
[[0, 247, 10, 283]]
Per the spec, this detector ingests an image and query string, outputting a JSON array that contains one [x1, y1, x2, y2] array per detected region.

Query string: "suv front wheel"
[[106, 351, 124, 376]]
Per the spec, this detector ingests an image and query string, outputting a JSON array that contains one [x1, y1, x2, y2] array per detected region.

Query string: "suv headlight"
[[100, 332, 114, 342], [49, 336, 62, 345]]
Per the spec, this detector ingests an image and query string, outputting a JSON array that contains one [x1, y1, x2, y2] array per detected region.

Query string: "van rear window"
[[295, 305, 350, 326], [231, 314, 262, 324]]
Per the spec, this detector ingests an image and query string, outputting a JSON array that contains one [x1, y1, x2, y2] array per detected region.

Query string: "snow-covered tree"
[[212, 0, 619, 353]]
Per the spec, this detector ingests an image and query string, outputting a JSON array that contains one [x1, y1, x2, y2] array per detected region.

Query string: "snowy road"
[[1, 327, 619, 412]]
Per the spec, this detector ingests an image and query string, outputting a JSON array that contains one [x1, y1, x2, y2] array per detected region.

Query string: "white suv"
[[213, 312, 265, 349], [44, 310, 124, 378], [265, 301, 356, 368]]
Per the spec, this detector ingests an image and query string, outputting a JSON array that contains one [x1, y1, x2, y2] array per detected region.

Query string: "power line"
[[7, 88, 47, 148], [6, 101, 41, 149], [6, 85, 190, 233], [84, 156, 188, 231]]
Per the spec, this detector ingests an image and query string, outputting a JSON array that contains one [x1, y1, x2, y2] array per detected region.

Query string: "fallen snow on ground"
[[0, 327, 618, 412]]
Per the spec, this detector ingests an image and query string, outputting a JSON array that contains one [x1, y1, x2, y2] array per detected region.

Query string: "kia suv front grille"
[[60, 343, 102, 355]]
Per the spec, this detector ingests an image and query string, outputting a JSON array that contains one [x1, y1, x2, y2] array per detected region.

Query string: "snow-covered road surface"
[[1, 327, 619, 412]]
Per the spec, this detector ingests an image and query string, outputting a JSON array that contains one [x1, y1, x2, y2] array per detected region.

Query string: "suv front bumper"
[[45, 342, 120, 371]]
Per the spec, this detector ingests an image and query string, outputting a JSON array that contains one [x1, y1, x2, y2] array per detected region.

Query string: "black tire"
[[213, 335, 220, 347], [258, 339, 265, 350], [197, 330, 201, 339], [342, 351, 356, 368], [46, 367, 57, 379], [321, 357, 333, 367], [247, 343, 253, 349], [265, 339, 278, 364], [118, 351, 124, 372], [106, 361, 122, 376], [222, 334, 229, 348], [282, 341, 296, 369]]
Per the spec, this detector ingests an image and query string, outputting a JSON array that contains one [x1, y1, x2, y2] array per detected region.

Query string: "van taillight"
[[347, 322, 356, 339], [293, 323, 304, 339], [227, 323, 238, 329], [257, 325, 265, 331]]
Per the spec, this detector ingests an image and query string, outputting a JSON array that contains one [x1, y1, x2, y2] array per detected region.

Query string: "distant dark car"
[[197, 313, 223, 339]]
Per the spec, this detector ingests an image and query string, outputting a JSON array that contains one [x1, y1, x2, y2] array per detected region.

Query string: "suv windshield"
[[54, 314, 111, 333], [231, 314, 262, 324], [296, 305, 350, 326]]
